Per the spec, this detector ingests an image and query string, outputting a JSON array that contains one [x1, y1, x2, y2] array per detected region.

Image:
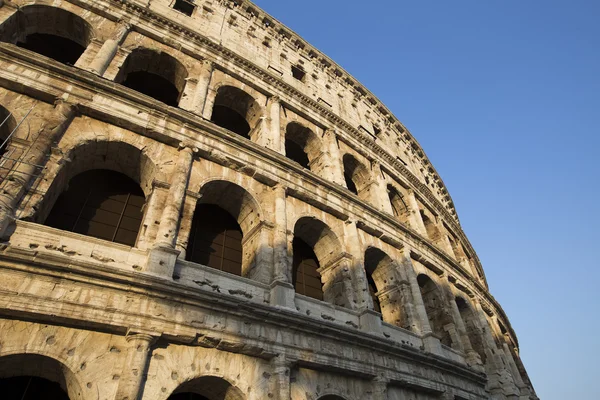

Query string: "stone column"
[[154, 145, 195, 248], [272, 185, 289, 282], [193, 60, 214, 116], [322, 129, 346, 186], [257, 95, 282, 152], [343, 220, 373, 310], [0, 100, 76, 238], [405, 189, 427, 235], [146, 145, 196, 277], [445, 289, 482, 367], [400, 249, 444, 354], [114, 333, 157, 400], [367, 161, 391, 213], [88, 21, 131, 76], [270, 355, 292, 400], [371, 376, 389, 400]]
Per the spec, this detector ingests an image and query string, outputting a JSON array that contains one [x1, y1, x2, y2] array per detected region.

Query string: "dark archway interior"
[[187, 204, 243, 276], [121, 70, 180, 107], [167, 375, 244, 400], [285, 138, 310, 169], [17, 33, 85, 65], [211, 104, 251, 138], [169, 394, 209, 400], [0, 376, 70, 400], [344, 170, 358, 195], [292, 237, 323, 300], [45, 169, 145, 246]]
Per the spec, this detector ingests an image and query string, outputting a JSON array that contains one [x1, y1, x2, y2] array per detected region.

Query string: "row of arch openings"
[[0, 353, 353, 400]]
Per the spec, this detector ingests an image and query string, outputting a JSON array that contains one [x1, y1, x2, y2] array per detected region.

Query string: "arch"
[[116, 48, 188, 107], [342, 154, 370, 197], [167, 375, 245, 400], [292, 216, 342, 300], [387, 185, 411, 226], [285, 122, 321, 170], [318, 396, 349, 400], [186, 180, 261, 277], [420, 210, 443, 243], [417, 274, 452, 347], [0, 5, 94, 65], [0, 104, 16, 156], [364, 247, 396, 313], [0, 354, 83, 400], [292, 236, 322, 300], [45, 169, 145, 247], [35, 139, 159, 226], [211, 86, 262, 139], [456, 297, 486, 363]]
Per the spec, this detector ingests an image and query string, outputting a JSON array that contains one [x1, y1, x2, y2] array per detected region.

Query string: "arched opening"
[[45, 169, 145, 246], [0, 6, 93, 65], [456, 297, 486, 363], [1, 376, 70, 400], [417, 274, 452, 347], [420, 210, 442, 243], [387, 185, 410, 226], [364, 247, 392, 313], [293, 217, 341, 302], [292, 236, 322, 300], [0, 105, 16, 156], [186, 181, 260, 277], [187, 204, 243, 276], [116, 48, 188, 107], [167, 376, 245, 400], [211, 86, 261, 139], [285, 122, 321, 170], [0, 354, 83, 400], [318, 396, 348, 400], [342, 154, 370, 197]]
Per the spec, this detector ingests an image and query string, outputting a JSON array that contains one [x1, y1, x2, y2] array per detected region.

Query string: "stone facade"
[[0, 1, 536, 399]]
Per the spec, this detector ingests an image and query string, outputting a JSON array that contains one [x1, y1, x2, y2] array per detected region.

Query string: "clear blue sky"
[[252, 1, 599, 398]]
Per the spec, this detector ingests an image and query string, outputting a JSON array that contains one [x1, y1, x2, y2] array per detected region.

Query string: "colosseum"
[[0, 1, 537, 399]]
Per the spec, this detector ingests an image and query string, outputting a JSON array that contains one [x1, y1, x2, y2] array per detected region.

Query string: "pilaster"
[[88, 21, 131, 76], [114, 333, 157, 400]]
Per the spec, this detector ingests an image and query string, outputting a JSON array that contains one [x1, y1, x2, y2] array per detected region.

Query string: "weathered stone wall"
[[0, 0, 536, 399]]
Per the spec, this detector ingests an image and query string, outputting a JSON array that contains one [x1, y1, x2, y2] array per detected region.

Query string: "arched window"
[[417, 274, 452, 347], [285, 123, 321, 170], [387, 185, 410, 226], [293, 217, 342, 303], [420, 210, 443, 243], [0, 376, 70, 400], [0, 6, 93, 65], [185, 181, 261, 278], [116, 49, 188, 107], [363, 247, 397, 314], [211, 86, 261, 139], [186, 204, 243, 276], [456, 297, 486, 363], [45, 169, 145, 247], [342, 154, 370, 197], [167, 376, 245, 400], [0, 354, 82, 400], [292, 237, 322, 300]]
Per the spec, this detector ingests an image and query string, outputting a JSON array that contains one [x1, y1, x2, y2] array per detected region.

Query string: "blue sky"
[[252, 1, 600, 398]]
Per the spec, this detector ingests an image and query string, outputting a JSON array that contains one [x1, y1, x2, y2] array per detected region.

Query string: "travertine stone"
[[0, 1, 537, 399]]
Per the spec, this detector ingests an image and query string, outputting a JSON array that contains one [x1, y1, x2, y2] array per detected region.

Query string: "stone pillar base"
[[359, 309, 383, 335], [145, 245, 181, 278], [269, 280, 296, 310], [422, 332, 443, 355]]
